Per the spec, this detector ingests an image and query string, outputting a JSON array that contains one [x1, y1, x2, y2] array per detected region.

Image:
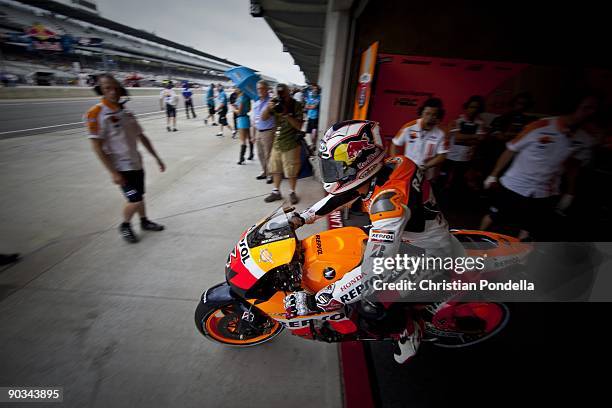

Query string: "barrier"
[[0, 86, 204, 99]]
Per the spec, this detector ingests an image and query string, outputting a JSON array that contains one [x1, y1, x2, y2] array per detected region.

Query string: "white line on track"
[[0, 94, 192, 106], [0, 108, 201, 136]]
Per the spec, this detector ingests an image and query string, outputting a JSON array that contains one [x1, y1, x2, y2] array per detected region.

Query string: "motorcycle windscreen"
[[225, 208, 297, 295]]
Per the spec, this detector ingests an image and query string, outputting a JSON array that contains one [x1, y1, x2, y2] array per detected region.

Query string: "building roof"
[[255, 0, 327, 83]]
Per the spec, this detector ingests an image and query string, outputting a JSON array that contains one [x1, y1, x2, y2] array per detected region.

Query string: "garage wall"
[[344, 0, 611, 120]]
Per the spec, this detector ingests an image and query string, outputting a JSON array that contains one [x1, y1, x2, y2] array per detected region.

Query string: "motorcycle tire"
[[424, 302, 510, 348], [195, 301, 284, 347]]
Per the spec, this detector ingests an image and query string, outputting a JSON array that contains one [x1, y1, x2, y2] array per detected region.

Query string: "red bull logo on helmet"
[[333, 137, 375, 165]]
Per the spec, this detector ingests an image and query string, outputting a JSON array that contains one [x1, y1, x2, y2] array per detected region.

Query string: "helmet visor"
[[320, 158, 357, 183]]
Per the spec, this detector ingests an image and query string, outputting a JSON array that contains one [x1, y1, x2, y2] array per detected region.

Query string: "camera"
[[272, 97, 285, 113]]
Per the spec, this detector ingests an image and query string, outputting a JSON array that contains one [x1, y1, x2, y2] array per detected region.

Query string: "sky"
[[96, 0, 306, 84]]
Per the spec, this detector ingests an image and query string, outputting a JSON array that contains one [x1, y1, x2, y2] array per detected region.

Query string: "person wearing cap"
[[182, 81, 197, 119]]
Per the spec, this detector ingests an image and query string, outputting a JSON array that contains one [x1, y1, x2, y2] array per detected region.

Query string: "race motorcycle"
[[195, 207, 531, 350]]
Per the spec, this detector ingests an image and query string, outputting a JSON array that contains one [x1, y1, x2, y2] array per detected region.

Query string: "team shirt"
[[501, 117, 593, 198], [85, 98, 143, 171]]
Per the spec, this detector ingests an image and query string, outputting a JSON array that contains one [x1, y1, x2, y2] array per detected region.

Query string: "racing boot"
[[393, 318, 424, 364]]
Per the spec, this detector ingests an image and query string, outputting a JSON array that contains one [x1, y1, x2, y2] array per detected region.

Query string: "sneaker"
[[393, 322, 422, 364], [266, 177, 273, 184], [166, 126, 171, 132], [204, 119, 208, 125], [119, 223, 139, 243], [141, 219, 165, 232], [212, 123, 218, 126], [216, 132, 223, 137], [264, 191, 282, 202], [289, 192, 299, 205], [172, 128, 178, 132], [256, 174, 267, 180]]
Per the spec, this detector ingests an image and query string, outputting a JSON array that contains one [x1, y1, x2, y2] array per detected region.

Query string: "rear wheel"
[[424, 302, 510, 348], [195, 302, 283, 347]]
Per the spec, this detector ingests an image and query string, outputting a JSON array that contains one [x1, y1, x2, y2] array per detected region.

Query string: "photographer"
[[261, 83, 304, 204]]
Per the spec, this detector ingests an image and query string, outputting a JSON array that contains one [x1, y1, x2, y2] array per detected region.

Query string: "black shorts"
[[218, 107, 228, 126], [488, 184, 556, 236], [208, 103, 215, 115], [166, 104, 177, 118], [119, 170, 145, 203], [306, 118, 318, 134]]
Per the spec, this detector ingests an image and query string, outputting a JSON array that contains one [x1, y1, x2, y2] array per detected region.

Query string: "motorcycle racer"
[[285, 119, 464, 363]]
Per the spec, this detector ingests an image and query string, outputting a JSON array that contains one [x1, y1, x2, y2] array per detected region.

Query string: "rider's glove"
[[284, 291, 317, 319], [289, 212, 305, 229], [483, 175, 498, 189]]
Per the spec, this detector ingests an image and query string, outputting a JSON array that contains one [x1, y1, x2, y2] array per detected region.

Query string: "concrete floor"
[[0, 111, 341, 408]]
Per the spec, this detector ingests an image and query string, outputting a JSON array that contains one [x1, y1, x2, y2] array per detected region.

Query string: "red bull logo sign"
[[26, 24, 58, 41]]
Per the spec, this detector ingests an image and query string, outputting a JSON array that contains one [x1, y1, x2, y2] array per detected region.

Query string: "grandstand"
[[0, 0, 276, 87]]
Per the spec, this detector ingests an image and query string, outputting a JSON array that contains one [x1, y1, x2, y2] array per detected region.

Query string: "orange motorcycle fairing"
[[300, 227, 368, 293], [245, 292, 349, 325]]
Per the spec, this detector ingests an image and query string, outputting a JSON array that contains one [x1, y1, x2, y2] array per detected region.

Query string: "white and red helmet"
[[318, 120, 385, 194]]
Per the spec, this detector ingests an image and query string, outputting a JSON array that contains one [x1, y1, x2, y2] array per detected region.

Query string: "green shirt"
[[273, 99, 303, 152]]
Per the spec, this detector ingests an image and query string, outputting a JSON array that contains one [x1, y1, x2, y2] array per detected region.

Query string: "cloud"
[[96, 0, 306, 84]]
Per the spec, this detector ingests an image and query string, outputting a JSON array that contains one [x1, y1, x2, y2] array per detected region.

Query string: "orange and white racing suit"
[[287, 155, 464, 316]]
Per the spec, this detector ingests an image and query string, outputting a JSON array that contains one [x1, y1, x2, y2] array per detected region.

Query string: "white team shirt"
[[500, 117, 593, 198], [86, 99, 143, 171], [392, 118, 449, 166], [160, 89, 178, 106]]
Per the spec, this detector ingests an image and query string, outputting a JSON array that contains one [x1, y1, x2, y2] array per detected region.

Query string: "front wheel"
[[195, 301, 284, 347], [424, 302, 510, 348]]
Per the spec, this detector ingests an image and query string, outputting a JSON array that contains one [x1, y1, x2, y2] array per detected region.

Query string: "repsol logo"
[[340, 275, 380, 303], [371, 231, 394, 243], [282, 312, 346, 328], [315, 235, 323, 255], [238, 238, 250, 263]]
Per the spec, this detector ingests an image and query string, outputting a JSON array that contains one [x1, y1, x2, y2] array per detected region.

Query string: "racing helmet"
[[318, 120, 385, 194]]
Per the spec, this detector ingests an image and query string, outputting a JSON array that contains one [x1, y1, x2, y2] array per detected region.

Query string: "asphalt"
[[0, 113, 341, 408], [0, 95, 206, 137]]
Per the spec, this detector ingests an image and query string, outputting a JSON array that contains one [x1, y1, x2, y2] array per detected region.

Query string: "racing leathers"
[[284, 155, 463, 319]]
